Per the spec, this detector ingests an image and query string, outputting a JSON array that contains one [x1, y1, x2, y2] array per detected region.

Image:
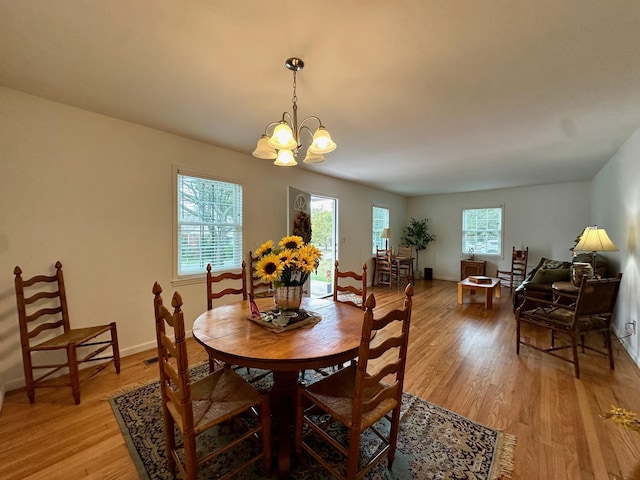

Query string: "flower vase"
[[274, 286, 303, 311]]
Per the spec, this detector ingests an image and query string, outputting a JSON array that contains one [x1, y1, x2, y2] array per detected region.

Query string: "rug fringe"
[[491, 431, 517, 480]]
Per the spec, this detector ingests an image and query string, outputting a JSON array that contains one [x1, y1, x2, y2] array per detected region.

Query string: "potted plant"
[[401, 217, 436, 278]]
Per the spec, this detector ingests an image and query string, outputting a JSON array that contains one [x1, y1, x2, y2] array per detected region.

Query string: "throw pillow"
[[530, 267, 571, 284]]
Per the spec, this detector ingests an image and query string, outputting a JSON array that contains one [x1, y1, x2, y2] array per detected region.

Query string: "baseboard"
[[3, 339, 158, 394]]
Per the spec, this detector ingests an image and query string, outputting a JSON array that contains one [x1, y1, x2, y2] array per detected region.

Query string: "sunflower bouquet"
[[253, 235, 322, 287]]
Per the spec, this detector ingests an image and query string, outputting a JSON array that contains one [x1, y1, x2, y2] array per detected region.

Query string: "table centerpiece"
[[253, 235, 322, 311]]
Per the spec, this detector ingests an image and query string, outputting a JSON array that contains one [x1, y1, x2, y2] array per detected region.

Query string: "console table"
[[460, 259, 486, 280]]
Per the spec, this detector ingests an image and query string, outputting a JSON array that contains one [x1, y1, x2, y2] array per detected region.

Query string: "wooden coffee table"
[[457, 277, 501, 309]]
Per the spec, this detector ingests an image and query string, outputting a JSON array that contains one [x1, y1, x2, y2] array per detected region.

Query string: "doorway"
[[310, 195, 337, 298]]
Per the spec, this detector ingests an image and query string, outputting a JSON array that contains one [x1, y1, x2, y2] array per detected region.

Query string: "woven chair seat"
[[33, 325, 114, 350], [304, 365, 396, 429]]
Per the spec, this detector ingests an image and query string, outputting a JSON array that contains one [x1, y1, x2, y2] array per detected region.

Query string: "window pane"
[[462, 207, 502, 255], [372, 206, 389, 253], [177, 173, 243, 276]]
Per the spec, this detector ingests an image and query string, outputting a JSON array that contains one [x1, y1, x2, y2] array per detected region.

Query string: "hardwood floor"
[[1, 279, 639, 479]]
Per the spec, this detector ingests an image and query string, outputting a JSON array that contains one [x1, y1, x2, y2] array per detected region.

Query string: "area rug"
[[109, 364, 515, 479]]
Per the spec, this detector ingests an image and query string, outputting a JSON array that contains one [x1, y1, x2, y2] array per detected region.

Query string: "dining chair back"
[[375, 248, 394, 287], [13, 261, 120, 404], [295, 284, 414, 480], [516, 273, 622, 378], [206, 261, 248, 310], [333, 260, 367, 310], [248, 251, 272, 298], [152, 282, 271, 480], [497, 246, 528, 293]]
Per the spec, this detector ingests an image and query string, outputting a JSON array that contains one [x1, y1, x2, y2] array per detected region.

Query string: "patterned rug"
[[109, 364, 515, 479]]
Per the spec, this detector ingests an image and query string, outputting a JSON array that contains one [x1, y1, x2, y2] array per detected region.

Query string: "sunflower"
[[279, 235, 303, 250], [278, 249, 295, 268], [254, 240, 274, 258], [255, 253, 283, 282]]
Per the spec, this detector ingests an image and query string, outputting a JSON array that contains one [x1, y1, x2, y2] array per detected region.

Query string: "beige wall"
[[592, 126, 640, 364], [406, 182, 592, 281], [0, 87, 407, 392]]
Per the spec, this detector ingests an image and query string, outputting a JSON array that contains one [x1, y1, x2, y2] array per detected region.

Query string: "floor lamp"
[[573, 226, 619, 277]]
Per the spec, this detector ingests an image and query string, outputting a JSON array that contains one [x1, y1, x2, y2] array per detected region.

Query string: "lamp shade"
[[308, 126, 337, 154], [380, 228, 391, 239], [302, 151, 326, 164], [252, 134, 277, 159], [268, 122, 297, 150], [273, 149, 297, 166], [574, 226, 619, 252]]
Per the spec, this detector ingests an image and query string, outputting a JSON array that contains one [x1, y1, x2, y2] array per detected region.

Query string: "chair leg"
[[605, 330, 615, 370], [183, 429, 199, 480], [388, 407, 401, 468], [347, 427, 361, 480], [110, 322, 121, 373], [260, 394, 272, 475], [23, 351, 35, 404], [294, 388, 304, 456], [516, 317, 521, 355], [67, 345, 81, 405], [571, 337, 580, 379]]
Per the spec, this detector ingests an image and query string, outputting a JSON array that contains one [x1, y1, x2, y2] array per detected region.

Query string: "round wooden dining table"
[[192, 296, 365, 478]]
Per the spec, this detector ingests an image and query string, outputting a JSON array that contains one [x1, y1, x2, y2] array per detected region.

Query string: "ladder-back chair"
[[248, 251, 272, 298], [295, 284, 414, 479], [497, 246, 528, 293], [206, 261, 248, 310], [14, 261, 120, 404], [333, 260, 367, 310], [153, 282, 271, 480]]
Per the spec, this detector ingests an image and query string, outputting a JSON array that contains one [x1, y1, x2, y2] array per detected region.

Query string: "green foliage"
[[402, 217, 435, 251]]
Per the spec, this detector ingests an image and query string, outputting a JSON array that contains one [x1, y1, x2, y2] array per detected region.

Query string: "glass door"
[[310, 195, 337, 298]]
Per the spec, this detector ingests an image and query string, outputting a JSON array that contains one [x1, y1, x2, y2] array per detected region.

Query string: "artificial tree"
[[401, 217, 436, 276]]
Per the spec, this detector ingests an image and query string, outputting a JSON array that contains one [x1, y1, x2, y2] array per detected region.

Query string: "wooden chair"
[[13, 261, 120, 405], [333, 260, 367, 310], [152, 282, 271, 480], [375, 248, 394, 287], [206, 261, 248, 310], [516, 274, 622, 378], [295, 284, 414, 480], [206, 262, 250, 372], [497, 246, 528, 293], [248, 250, 272, 298], [395, 246, 414, 287]]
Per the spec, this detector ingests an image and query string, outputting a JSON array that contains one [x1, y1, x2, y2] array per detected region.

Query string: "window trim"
[[172, 165, 244, 286], [461, 205, 504, 257]]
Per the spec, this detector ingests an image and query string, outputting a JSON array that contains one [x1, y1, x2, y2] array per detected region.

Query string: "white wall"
[[406, 182, 592, 281], [592, 126, 640, 364], [0, 87, 407, 395]]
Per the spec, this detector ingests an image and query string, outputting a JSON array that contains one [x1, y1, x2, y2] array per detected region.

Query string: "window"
[[176, 171, 243, 278], [462, 206, 503, 256], [372, 206, 390, 253]]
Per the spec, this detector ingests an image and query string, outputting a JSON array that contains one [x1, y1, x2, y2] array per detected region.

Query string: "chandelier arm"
[[298, 125, 315, 144], [262, 120, 281, 136], [298, 115, 323, 131]]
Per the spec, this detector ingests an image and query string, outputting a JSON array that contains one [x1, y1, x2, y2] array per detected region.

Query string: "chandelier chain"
[[292, 70, 298, 105]]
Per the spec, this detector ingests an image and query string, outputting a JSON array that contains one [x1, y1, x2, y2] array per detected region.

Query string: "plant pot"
[[274, 286, 303, 311]]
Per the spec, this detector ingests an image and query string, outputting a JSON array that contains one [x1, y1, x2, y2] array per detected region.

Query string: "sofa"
[[513, 253, 608, 311]]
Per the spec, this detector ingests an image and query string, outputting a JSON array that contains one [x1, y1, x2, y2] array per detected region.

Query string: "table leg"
[[494, 284, 501, 299], [457, 283, 463, 304], [485, 288, 493, 309], [270, 370, 299, 478]]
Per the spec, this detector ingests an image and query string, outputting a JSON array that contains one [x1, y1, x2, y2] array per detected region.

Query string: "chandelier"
[[252, 57, 337, 166]]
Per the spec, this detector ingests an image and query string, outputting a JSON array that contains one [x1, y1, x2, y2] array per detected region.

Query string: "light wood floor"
[[1, 279, 640, 480]]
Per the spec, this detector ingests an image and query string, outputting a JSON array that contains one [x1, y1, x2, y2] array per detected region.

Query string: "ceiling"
[[2, 1, 640, 196]]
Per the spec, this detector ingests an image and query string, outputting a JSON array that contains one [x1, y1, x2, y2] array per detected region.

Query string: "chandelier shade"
[[253, 57, 336, 166], [252, 134, 277, 159]]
